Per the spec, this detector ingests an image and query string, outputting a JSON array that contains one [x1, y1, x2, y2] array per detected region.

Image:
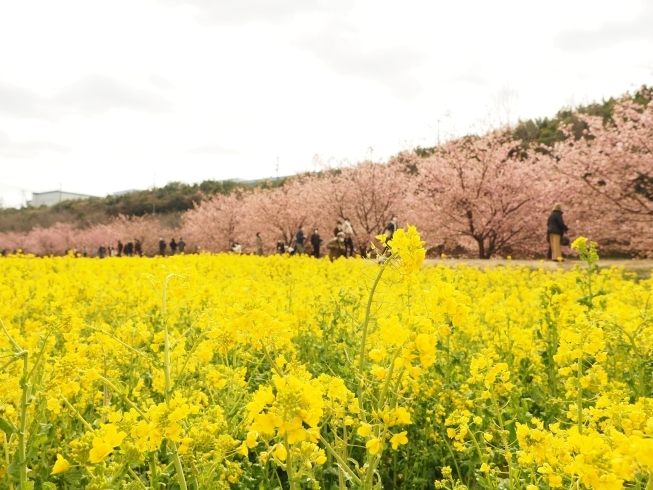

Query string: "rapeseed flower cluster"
[[0, 230, 651, 490]]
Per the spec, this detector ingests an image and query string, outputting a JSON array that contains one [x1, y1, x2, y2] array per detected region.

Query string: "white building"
[[27, 190, 96, 207]]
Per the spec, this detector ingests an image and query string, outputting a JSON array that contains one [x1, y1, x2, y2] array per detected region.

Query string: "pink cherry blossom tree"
[[405, 131, 552, 259], [551, 88, 653, 255], [182, 192, 246, 253]]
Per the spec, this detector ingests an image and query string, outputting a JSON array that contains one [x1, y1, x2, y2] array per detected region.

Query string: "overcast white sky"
[[1, 0, 652, 207]]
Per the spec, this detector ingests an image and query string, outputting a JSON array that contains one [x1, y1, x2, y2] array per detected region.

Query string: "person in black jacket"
[[547, 203, 568, 261], [311, 229, 321, 258]]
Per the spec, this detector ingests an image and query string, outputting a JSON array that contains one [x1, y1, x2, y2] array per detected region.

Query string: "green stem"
[[96, 375, 149, 421], [149, 453, 159, 490], [378, 348, 402, 410], [357, 254, 395, 404], [61, 395, 93, 431], [285, 435, 296, 490], [18, 351, 29, 487], [1, 319, 29, 488], [128, 467, 148, 490], [318, 435, 361, 486], [490, 388, 514, 490], [161, 274, 188, 490], [3, 428, 14, 490], [577, 353, 583, 435]]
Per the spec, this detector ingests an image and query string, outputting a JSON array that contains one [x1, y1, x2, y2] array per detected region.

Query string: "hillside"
[[0, 178, 284, 233]]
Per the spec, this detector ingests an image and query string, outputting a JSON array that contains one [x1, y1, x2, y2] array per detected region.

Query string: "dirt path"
[[423, 258, 653, 280]]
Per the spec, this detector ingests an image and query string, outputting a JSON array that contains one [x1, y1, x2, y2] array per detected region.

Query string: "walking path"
[[424, 258, 653, 280]]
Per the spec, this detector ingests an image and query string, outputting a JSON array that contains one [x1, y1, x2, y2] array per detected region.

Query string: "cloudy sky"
[[1, 0, 652, 207]]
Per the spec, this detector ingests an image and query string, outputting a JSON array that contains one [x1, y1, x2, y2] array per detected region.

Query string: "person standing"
[[310, 229, 321, 258], [385, 216, 398, 240], [178, 237, 186, 254], [255, 232, 263, 256], [98, 244, 106, 259], [333, 220, 343, 237], [135, 239, 142, 257], [159, 237, 166, 256], [342, 218, 354, 257], [170, 238, 178, 256], [117, 240, 123, 257], [547, 203, 568, 261], [295, 226, 305, 255], [326, 232, 346, 261]]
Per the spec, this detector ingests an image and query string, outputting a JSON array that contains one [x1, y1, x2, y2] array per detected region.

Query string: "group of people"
[[250, 216, 399, 261], [158, 237, 186, 256], [24, 207, 569, 260], [66, 239, 144, 258]]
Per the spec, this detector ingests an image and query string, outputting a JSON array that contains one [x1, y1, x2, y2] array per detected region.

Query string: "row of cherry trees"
[[2, 89, 651, 258]]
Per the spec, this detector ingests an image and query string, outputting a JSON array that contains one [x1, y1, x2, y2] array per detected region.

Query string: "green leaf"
[[0, 417, 17, 434], [7, 456, 20, 479], [42, 483, 57, 490]]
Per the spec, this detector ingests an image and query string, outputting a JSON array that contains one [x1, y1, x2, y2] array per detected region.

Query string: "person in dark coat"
[[547, 203, 569, 261], [178, 237, 186, 253], [295, 226, 305, 254], [159, 238, 166, 256], [134, 239, 142, 257], [311, 229, 321, 258], [117, 240, 123, 257], [170, 238, 177, 256]]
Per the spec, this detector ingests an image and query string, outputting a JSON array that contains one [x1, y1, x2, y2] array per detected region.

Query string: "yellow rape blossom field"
[[0, 228, 652, 490]]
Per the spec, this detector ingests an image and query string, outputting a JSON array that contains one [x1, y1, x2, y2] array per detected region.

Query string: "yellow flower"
[[273, 443, 287, 462], [387, 226, 426, 274], [366, 437, 382, 455], [483, 433, 493, 442], [357, 423, 373, 437], [480, 463, 490, 472], [51, 454, 71, 475], [89, 439, 113, 463], [390, 431, 408, 450], [237, 442, 248, 457], [246, 431, 258, 448]]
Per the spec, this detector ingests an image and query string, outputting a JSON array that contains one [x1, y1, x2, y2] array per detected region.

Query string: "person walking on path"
[[295, 226, 305, 255], [159, 237, 166, 256], [170, 238, 178, 256], [326, 232, 346, 261], [342, 218, 355, 257], [255, 232, 263, 256], [383, 216, 398, 254], [385, 216, 398, 240], [311, 229, 321, 258], [178, 237, 186, 253], [547, 203, 569, 261]]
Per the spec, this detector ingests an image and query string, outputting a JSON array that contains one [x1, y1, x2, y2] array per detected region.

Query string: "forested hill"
[[0, 179, 285, 233]]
